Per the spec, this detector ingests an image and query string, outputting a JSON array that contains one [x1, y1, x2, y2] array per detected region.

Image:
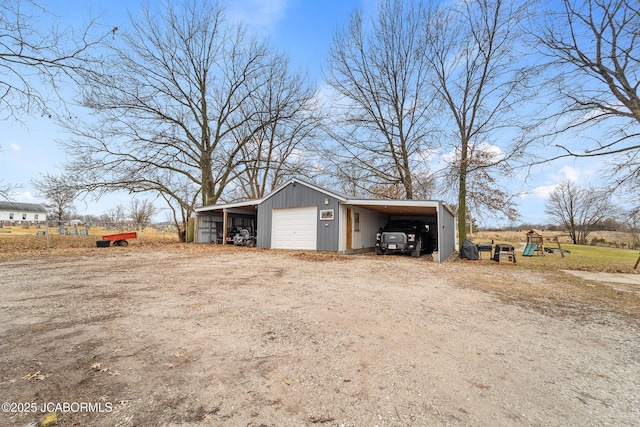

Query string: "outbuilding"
[[195, 179, 456, 262], [0, 201, 47, 225]]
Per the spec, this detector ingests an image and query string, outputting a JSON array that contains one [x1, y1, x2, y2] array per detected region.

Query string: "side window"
[[34, 214, 39, 221], [22, 213, 27, 220], [9, 213, 14, 219]]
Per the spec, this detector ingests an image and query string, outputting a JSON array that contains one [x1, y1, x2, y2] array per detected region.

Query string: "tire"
[[120, 240, 129, 247], [412, 239, 422, 258], [375, 247, 383, 255]]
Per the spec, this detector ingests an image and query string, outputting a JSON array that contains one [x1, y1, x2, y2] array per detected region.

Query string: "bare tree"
[[324, 0, 440, 199], [0, 181, 20, 200], [1, 0, 108, 197], [60, 1, 315, 241], [425, 0, 532, 248], [31, 172, 78, 222], [626, 208, 640, 250], [128, 198, 157, 230], [535, 0, 640, 198], [230, 56, 322, 200], [439, 144, 521, 224], [1, 0, 108, 119], [107, 204, 127, 229], [545, 180, 613, 244]]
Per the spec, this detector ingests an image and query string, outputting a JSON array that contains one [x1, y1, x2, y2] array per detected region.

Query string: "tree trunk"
[[404, 167, 414, 200], [176, 212, 187, 243], [457, 171, 468, 251], [457, 140, 469, 250], [201, 155, 215, 206]]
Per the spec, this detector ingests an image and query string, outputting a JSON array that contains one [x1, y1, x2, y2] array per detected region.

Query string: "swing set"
[[522, 229, 566, 257]]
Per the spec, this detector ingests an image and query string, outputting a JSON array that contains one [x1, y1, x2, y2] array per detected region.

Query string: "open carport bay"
[[1, 248, 638, 426]]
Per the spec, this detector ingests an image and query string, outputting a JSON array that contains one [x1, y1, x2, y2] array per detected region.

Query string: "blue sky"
[[0, 0, 618, 226]]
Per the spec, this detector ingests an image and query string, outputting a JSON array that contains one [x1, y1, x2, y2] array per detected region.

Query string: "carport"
[[339, 199, 456, 262], [194, 200, 258, 244]]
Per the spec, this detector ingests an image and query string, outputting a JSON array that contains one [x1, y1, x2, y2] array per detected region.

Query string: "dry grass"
[[473, 229, 638, 248], [0, 225, 287, 262], [0, 226, 178, 261], [3, 226, 639, 273], [455, 263, 640, 320], [290, 251, 355, 262], [472, 230, 571, 245]]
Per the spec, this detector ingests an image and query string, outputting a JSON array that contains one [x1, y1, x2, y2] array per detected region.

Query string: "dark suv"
[[375, 220, 433, 257]]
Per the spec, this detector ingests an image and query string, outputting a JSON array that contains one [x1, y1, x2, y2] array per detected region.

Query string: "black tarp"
[[461, 239, 479, 260]]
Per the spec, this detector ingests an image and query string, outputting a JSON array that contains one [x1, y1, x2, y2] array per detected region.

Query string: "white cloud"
[[476, 142, 504, 159], [288, 147, 306, 164], [314, 83, 342, 112], [521, 163, 599, 201], [415, 147, 440, 164], [556, 165, 580, 182], [14, 191, 36, 201], [521, 184, 558, 200], [10, 143, 20, 151], [429, 142, 505, 170], [227, 0, 288, 32]]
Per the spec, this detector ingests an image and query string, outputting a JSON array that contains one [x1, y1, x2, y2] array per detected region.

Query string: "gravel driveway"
[[1, 248, 638, 426]]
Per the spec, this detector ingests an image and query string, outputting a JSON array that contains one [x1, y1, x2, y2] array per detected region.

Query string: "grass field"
[[472, 230, 640, 273]]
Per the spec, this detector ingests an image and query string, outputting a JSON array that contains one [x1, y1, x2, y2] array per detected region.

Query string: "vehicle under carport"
[[195, 201, 258, 245], [340, 199, 455, 261]]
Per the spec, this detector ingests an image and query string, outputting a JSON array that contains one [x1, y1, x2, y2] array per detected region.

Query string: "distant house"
[[0, 201, 47, 224]]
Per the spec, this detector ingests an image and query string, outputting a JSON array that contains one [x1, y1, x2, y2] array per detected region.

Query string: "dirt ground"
[[1, 246, 639, 426]]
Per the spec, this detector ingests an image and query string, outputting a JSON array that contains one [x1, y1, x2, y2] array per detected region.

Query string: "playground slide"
[[522, 242, 536, 257]]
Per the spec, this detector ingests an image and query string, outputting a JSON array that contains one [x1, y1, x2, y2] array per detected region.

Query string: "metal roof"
[[195, 199, 260, 213], [195, 178, 454, 217], [0, 201, 47, 213], [195, 178, 346, 213]]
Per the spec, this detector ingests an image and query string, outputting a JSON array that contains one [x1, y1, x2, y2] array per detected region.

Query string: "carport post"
[[223, 209, 228, 245]]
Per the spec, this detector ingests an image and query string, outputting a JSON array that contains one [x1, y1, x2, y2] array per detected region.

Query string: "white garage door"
[[271, 206, 317, 250]]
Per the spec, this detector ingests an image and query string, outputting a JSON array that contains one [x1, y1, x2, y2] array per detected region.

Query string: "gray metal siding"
[[257, 182, 340, 251], [437, 201, 456, 261], [349, 207, 389, 251], [196, 213, 222, 244]]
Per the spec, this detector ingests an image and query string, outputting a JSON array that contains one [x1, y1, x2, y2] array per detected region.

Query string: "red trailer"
[[98, 232, 137, 247]]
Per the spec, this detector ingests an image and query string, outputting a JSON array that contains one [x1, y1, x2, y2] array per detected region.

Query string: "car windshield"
[[383, 221, 424, 231]]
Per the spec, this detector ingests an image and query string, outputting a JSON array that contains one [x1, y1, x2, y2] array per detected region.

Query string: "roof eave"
[[195, 199, 263, 213]]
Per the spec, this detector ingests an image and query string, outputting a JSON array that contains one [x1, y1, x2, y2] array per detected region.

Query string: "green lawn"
[[509, 243, 640, 273]]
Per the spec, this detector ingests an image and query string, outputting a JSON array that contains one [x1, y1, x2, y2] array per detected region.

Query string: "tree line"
[[1, 0, 638, 246]]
